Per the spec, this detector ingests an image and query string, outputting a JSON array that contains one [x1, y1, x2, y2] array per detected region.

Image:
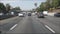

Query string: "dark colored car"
[[28, 13, 31, 16], [54, 13, 60, 17], [37, 12, 44, 18]]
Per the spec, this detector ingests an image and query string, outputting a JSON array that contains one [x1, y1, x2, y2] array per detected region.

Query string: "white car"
[[32, 13, 35, 15], [18, 13, 24, 17], [43, 11, 48, 16]]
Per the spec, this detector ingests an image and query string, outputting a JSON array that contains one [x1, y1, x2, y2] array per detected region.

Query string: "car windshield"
[[0, 0, 60, 34]]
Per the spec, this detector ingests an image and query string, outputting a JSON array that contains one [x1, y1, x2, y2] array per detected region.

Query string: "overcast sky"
[[0, 0, 46, 10]]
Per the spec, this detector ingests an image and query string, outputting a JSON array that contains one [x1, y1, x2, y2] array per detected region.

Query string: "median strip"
[[10, 24, 17, 30], [45, 25, 55, 33]]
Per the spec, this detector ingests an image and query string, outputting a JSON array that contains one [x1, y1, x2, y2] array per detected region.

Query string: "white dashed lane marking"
[[45, 25, 55, 33], [10, 24, 17, 30]]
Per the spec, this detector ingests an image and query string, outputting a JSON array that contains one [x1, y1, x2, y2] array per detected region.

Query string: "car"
[[54, 13, 60, 17], [18, 13, 24, 17], [28, 13, 31, 16], [43, 11, 48, 16], [32, 13, 35, 16], [37, 12, 44, 18]]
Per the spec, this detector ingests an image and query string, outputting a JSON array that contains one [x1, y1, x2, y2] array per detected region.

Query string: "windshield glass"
[[0, 0, 60, 34]]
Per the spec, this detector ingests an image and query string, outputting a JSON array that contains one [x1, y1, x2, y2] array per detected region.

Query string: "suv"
[[37, 12, 44, 18], [28, 13, 31, 16]]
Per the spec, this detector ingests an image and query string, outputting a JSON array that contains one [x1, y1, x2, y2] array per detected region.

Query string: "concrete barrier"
[[0, 15, 15, 20]]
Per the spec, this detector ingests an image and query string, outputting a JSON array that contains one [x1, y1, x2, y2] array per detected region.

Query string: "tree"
[[37, 0, 60, 12], [52, 0, 59, 8], [14, 7, 21, 10], [10, 7, 21, 13], [40, 3, 44, 11], [38, 2, 47, 11], [0, 3, 6, 14], [36, 7, 41, 12], [58, 0, 60, 6], [12, 7, 21, 10], [45, 0, 52, 10], [6, 4, 11, 13]]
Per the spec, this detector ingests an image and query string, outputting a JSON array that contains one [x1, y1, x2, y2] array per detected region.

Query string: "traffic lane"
[[46, 16, 60, 26], [0, 16, 19, 32], [0, 17, 23, 33], [45, 16, 60, 33], [36, 16, 60, 33], [32, 16, 52, 33], [6, 16, 29, 33], [0, 16, 19, 25], [6, 16, 52, 34]]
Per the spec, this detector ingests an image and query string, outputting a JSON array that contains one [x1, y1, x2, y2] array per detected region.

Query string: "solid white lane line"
[[45, 25, 55, 33], [10, 24, 17, 30]]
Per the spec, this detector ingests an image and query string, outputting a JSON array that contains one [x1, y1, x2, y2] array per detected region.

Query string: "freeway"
[[0, 15, 60, 34]]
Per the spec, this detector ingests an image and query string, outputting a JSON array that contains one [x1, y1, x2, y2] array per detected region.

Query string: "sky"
[[0, 0, 46, 10]]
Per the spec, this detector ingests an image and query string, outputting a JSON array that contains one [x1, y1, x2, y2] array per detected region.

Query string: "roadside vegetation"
[[0, 3, 21, 20], [0, 3, 21, 14], [37, 0, 60, 12]]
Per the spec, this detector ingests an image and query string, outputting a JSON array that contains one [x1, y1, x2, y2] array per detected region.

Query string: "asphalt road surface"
[[0, 15, 60, 34]]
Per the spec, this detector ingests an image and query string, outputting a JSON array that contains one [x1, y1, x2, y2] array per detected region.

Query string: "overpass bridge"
[[16, 10, 35, 13]]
